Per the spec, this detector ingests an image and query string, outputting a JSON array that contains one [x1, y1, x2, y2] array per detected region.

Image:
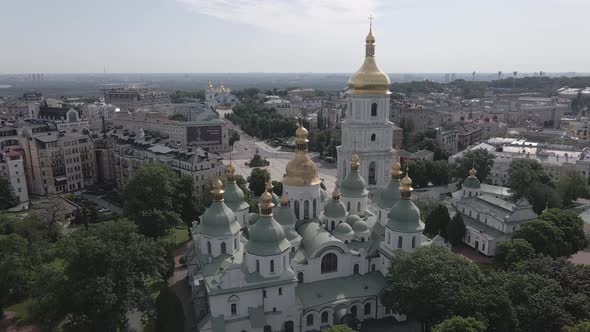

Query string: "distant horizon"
[[2, 0, 589, 73]]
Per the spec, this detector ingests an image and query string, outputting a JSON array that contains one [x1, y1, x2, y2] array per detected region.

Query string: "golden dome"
[[332, 187, 341, 200], [468, 166, 477, 177], [401, 174, 413, 192], [347, 26, 391, 95], [225, 162, 236, 178], [283, 153, 321, 186], [351, 153, 360, 171], [391, 162, 402, 176], [211, 178, 224, 200], [259, 190, 274, 215], [280, 192, 289, 206], [283, 124, 321, 186]]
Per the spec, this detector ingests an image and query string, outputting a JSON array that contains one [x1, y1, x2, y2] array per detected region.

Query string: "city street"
[[223, 125, 338, 193]]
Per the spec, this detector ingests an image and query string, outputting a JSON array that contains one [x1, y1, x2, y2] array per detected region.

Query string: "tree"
[[446, 213, 466, 246], [247, 168, 270, 197], [175, 175, 197, 229], [124, 164, 177, 220], [451, 148, 495, 184], [229, 129, 241, 147], [73, 206, 99, 229], [248, 154, 269, 167], [538, 208, 588, 256], [513, 219, 568, 258], [423, 204, 450, 238], [493, 239, 536, 270], [563, 321, 590, 332], [155, 286, 185, 332], [322, 325, 356, 332], [0, 177, 18, 210], [381, 246, 508, 329], [557, 172, 590, 207], [272, 180, 283, 196], [137, 209, 179, 239], [32, 220, 170, 331], [508, 159, 556, 213], [432, 316, 487, 332], [408, 159, 430, 188]]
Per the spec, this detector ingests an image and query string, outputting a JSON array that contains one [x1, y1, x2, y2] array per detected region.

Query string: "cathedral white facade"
[[205, 81, 237, 110], [187, 27, 431, 332]]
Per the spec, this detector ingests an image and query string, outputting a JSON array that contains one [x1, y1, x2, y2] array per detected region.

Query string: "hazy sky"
[[1, 0, 589, 73]]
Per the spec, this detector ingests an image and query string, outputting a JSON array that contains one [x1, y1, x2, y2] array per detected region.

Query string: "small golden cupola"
[[347, 18, 391, 95], [400, 169, 414, 199], [283, 122, 321, 186], [392, 161, 402, 179], [211, 178, 225, 201]]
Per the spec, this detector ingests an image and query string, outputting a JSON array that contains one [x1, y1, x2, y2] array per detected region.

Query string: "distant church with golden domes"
[[187, 25, 435, 332]]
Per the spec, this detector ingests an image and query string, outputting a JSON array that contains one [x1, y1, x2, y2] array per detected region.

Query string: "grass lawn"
[[166, 226, 190, 248], [475, 261, 494, 273], [6, 299, 33, 325]]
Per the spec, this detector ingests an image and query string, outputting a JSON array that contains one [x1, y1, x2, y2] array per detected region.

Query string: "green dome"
[[274, 205, 296, 227], [346, 214, 362, 225], [352, 219, 369, 233], [324, 199, 347, 218], [224, 181, 250, 211], [340, 170, 368, 197], [246, 215, 290, 256], [463, 176, 481, 189], [377, 179, 401, 209], [285, 228, 301, 242], [198, 201, 241, 237], [387, 199, 424, 233], [333, 222, 354, 238]]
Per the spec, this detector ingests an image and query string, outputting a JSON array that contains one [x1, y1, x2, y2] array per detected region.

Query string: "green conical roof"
[[386, 199, 424, 233], [345, 214, 362, 225], [340, 170, 368, 197], [246, 215, 290, 256], [198, 201, 241, 237], [462, 176, 481, 189], [333, 222, 354, 239], [275, 205, 296, 227], [224, 181, 250, 211], [377, 178, 401, 209], [324, 199, 347, 218]]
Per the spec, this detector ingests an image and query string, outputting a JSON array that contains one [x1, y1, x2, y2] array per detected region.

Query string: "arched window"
[[371, 264, 375, 271], [321, 311, 329, 323], [331, 220, 335, 230], [353, 264, 359, 274], [306, 314, 314, 326], [221, 242, 227, 254], [256, 259, 260, 273], [264, 325, 271, 332], [371, 103, 377, 116], [234, 237, 238, 249], [284, 321, 294, 332], [357, 201, 361, 212], [270, 259, 275, 273], [294, 200, 300, 220], [371, 133, 376, 141], [304, 200, 310, 219], [313, 199, 317, 218], [386, 232, 390, 244], [207, 241, 212, 254], [412, 236, 416, 248], [347, 202, 350, 211], [369, 161, 376, 185], [398, 236, 403, 248], [351, 306, 357, 317], [321, 253, 338, 274], [298, 272, 304, 284], [364, 303, 371, 315]]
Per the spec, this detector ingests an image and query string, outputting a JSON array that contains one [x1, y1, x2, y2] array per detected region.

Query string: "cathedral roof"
[[345, 214, 362, 226], [377, 162, 403, 209], [386, 199, 424, 233], [198, 180, 240, 237], [246, 189, 290, 256], [223, 181, 249, 211], [462, 166, 481, 189], [333, 222, 355, 240], [347, 25, 391, 95], [324, 189, 347, 218], [282, 123, 321, 187], [340, 154, 368, 197]]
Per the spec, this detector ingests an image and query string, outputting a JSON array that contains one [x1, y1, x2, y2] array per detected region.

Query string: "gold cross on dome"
[[369, 14, 374, 30]]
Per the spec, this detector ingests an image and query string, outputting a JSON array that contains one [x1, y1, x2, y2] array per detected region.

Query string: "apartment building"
[[0, 148, 29, 204], [112, 134, 225, 196]]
